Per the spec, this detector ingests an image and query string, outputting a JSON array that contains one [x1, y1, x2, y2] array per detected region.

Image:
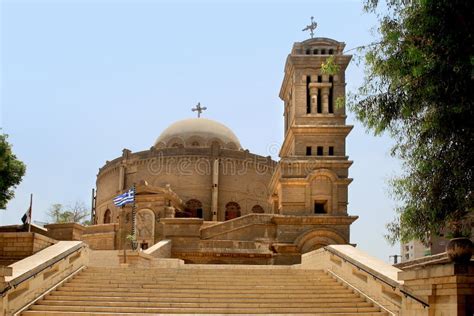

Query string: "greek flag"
[[113, 188, 135, 207]]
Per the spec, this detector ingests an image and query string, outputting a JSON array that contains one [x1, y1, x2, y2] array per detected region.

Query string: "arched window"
[[225, 202, 241, 221], [103, 209, 111, 224], [185, 199, 203, 218], [191, 141, 200, 147], [251, 205, 264, 214]]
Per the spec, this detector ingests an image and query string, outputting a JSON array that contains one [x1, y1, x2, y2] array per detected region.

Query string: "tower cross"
[[192, 102, 207, 118], [302, 16, 318, 39]]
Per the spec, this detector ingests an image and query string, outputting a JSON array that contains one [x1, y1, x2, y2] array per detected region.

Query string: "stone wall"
[[95, 147, 276, 224], [0, 232, 56, 265], [82, 223, 118, 250], [44, 223, 85, 241]]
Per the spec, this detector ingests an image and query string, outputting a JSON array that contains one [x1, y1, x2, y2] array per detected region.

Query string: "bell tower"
[[270, 37, 354, 218]]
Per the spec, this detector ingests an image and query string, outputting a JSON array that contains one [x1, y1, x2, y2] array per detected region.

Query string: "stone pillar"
[[309, 86, 319, 114], [399, 261, 474, 316], [118, 165, 125, 191], [211, 158, 219, 221], [321, 87, 330, 114], [119, 149, 131, 191]]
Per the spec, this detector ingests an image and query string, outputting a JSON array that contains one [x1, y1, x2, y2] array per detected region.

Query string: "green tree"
[[47, 201, 90, 225], [0, 133, 26, 209], [351, 0, 473, 243]]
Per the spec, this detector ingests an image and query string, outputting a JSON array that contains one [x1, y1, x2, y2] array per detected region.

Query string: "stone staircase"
[[22, 265, 388, 315]]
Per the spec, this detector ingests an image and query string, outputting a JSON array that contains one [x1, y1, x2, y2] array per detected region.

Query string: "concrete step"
[[64, 281, 342, 289], [78, 271, 327, 278], [45, 294, 367, 303], [82, 267, 324, 274], [73, 276, 336, 284], [38, 299, 375, 308], [51, 290, 358, 299], [27, 304, 383, 314], [23, 311, 388, 316], [57, 286, 354, 294], [74, 273, 331, 279]]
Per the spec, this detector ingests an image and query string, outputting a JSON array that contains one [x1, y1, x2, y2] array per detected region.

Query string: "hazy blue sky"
[[1, 0, 401, 261]]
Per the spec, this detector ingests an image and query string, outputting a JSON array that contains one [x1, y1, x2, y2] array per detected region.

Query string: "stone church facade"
[[46, 36, 358, 264]]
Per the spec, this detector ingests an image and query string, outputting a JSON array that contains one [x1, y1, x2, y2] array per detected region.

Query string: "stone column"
[[321, 87, 330, 114], [211, 158, 219, 221], [309, 86, 319, 114], [118, 164, 125, 191]]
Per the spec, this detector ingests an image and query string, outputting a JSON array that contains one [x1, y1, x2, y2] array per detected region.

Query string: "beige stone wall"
[[399, 262, 474, 316], [44, 223, 85, 241], [294, 134, 346, 156], [95, 147, 275, 224], [81, 223, 118, 250], [0, 233, 56, 265]]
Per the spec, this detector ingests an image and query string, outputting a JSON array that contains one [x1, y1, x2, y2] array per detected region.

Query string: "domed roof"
[[154, 118, 242, 150]]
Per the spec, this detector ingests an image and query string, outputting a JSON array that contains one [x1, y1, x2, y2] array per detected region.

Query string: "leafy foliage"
[[351, 0, 474, 243], [0, 133, 26, 209], [47, 201, 90, 225], [321, 55, 340, 76]]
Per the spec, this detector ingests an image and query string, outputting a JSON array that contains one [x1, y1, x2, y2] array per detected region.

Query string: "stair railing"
[[324, 247, 429, 309]]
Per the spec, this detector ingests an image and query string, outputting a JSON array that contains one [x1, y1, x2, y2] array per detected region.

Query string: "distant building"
[[401, 240, 429, 262], [401, 237, 453, 262]]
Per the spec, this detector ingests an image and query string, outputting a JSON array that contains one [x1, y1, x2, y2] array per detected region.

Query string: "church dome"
[[154, 118, 242, 150]]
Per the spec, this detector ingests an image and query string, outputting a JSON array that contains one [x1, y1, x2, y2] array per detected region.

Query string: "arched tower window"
[[185, 199, 203, 218], [103, 209, 111, 224], [251, 205, 265, 214], [225, 202, 241, 221]]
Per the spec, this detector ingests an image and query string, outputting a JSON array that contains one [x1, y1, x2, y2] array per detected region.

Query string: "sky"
[[0, 0, 401, 262]]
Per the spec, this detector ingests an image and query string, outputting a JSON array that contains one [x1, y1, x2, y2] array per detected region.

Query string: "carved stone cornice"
[[271, 215, 358, 225]]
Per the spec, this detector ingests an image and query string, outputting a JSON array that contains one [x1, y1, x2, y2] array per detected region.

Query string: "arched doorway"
[[185, 199, 203, 218], [225, 202, 241, 221], [103, 209, 111, 224], [251, 205, 265, 213]]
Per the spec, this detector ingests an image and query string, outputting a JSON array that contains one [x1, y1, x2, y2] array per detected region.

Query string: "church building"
[[46, 36, 358, 265]]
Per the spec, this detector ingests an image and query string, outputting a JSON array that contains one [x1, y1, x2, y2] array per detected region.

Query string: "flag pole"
[[28, 193, 33, 232], [131, 184, 137, 249]]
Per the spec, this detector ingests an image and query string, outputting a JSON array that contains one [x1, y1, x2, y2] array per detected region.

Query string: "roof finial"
[[192, 102, 207, 118], [302, 16, 317, 39]]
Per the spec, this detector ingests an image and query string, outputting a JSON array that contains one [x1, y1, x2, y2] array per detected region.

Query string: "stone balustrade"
[[0, 241, 89, 316], [298, 245, 422, 315]]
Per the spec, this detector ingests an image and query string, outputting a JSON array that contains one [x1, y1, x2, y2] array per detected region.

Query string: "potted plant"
[[445, 214, 473, 263]]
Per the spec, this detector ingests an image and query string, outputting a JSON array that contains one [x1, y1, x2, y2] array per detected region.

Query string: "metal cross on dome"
[[192, 102, 207, 118], [302, 16, 318, 39]]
